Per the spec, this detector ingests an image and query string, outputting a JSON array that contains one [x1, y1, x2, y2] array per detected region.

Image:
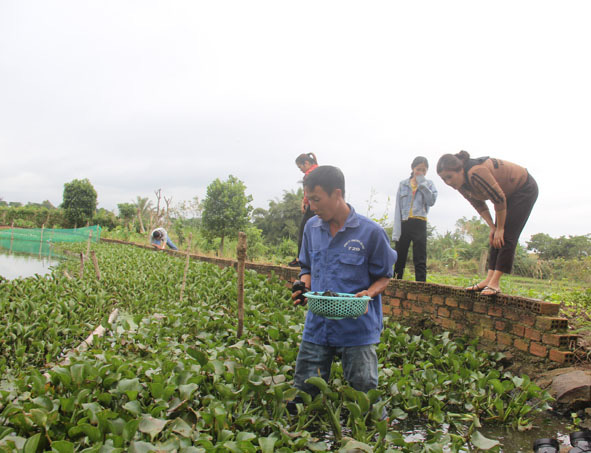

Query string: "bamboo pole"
[[79, 252, 85, 278], [179, 233, 193, 302], [90, 250, 101, 280], [237, 232, 247, 338], [38, 223, 45, 257]]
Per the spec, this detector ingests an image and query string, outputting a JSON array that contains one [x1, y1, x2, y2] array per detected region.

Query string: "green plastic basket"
[[304, 292, 370, 320]]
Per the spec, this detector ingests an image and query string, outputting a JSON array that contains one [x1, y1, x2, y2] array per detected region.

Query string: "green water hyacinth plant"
[[0, 242, 552, 452]]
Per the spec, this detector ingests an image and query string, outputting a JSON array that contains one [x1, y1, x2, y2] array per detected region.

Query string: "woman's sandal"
[[480, 286, 501, 296], [465, 283, 486, 292]]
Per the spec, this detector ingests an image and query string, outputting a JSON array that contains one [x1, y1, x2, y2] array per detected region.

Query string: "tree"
[[62, 178, 97, 227], [117, 203, 137, 230], [253, 189, 302, 244], [201, 175, 253, 255], [527, 233, 591, 259], [133, 196, 153, 233]]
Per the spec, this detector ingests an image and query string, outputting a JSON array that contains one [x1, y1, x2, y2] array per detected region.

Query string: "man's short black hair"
[[303, 165, 345, 198], [152, 230, 162, 239]]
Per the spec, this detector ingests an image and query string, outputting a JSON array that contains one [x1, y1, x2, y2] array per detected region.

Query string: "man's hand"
[[292, 280, 309, 306], [355, 290, 372, 314]]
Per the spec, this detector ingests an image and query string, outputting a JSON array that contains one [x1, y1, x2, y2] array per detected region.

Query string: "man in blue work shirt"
[[291, 165, 397, 397]]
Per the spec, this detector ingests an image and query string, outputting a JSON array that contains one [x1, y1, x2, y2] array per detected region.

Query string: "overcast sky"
[[1, 1, 590, 241]]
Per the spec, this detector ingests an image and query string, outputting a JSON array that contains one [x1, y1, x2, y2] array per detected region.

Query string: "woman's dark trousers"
[[394, 218, 427, 282]]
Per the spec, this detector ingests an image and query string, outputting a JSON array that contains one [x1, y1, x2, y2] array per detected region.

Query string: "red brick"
[[530, 342, 548, 358], [474, 302, 487, 314], [440, 317, 456, 330], [512, 324, 525, 337], [503, 309, 520, 321], [535, 317, 569, 331], [459, 299, 473, 310], [438, 307, 450, 318], [525, 328, 542, 342], [382, 305, 392, 315], [473, 326, 484, 337], [497, 332, 513, 346], [432, 295, 445, 305], [402, 300, 413, 309], [423, 304, 435, 314], [521, 314, 537, 327], [388, 298, 401, 307], [407, 293, 418, 301], [483, 329, 496, 341], [418, 294, 431, 303], [391, 307, 402, 317], [542, 333, 561, 347], [549, 349, 575, 364], [411, 304, 423, 314], [536, 301, 560, 316], [488, 306, 503, 317], [514, 338, 529, 352], [395, 289, 406, 298], [495, 320, 506, 331], [445, 297, 458, 307], [479, 317, 494, 329], [451, 310, 464, 321], [465, 312, 481, 324]]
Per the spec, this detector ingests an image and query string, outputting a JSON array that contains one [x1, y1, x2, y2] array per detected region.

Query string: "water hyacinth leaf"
[[236, 432, 257, 442], [170, 418, 192, 438], [307, 442, 329, 451], [29, 408, 48, 427], [305, 377, 329, 395], [186, 347, 208, 366], [470, 431, 500, 450], [68, 423, 102, 443], [138, 416, 168, 440], [23, 433, 41, 453], [117, 378, 142, 394], [122, 419, 140, 442], [51, 440, 75, 453], [338, 440, 373, 452], [129, 441, 157, 453], [258, 436, 277, 453], [33, 396, 54, 411], [123, 400, 142, 416]]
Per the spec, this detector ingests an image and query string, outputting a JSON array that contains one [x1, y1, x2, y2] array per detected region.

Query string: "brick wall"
[[102, 238, 578, 364]]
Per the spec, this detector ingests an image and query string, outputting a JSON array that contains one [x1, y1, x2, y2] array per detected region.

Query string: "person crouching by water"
[[437, 151, 538, 296], [392, 156, 438, 282], [150, 227, 178, 251], [289, 166, 397, 411]]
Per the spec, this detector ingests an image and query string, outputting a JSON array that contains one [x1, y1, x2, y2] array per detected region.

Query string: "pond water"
[[0, 247, 60, 280]]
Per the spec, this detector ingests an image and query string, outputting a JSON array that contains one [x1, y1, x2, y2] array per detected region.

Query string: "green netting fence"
[[0, 225, 101, 256]]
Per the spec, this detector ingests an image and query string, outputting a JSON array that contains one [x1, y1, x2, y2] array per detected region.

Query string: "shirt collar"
[[314, 204, 359, 232]]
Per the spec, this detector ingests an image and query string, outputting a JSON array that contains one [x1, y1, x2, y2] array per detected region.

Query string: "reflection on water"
[[0, 245, 60, 280]]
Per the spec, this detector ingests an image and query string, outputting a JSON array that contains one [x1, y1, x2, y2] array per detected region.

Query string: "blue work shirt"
[[298, 205, 397, 347]]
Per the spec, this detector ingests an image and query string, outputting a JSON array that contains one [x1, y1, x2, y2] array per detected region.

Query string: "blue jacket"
[[392, 176, 437, 241], [298, 206, 397, 347]]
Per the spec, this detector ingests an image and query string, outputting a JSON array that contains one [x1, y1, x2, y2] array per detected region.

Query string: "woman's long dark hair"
[[436, 151, 470, 174], [410, 156, 429, 178], [295, 152, 318, 166]]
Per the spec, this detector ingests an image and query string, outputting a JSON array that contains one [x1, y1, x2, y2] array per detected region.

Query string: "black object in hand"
[[292, 280, 308, 305]]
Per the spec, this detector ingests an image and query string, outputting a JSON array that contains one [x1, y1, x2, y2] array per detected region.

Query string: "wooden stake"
[[237, 231, 247, 338], [90, 250, 101, 280], [79, 252, 85, 278], [63, 270, 72, 280], [180, 233, 193, 302]]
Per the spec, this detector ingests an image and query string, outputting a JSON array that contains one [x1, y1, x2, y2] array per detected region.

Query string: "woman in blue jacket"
[[392, 156, 437, 281]]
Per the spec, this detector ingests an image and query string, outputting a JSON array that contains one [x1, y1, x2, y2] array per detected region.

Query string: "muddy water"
[[0, 248, 59, 280]]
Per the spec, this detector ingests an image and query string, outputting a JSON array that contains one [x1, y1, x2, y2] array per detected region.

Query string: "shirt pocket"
[[337, 253, 367, 287]]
